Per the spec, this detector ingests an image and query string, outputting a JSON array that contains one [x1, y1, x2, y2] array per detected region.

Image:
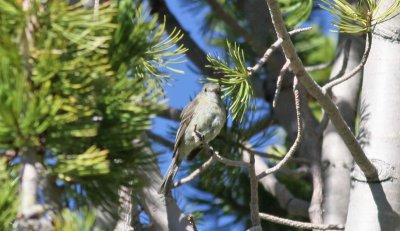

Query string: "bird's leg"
[[192, 124, 205, 143]]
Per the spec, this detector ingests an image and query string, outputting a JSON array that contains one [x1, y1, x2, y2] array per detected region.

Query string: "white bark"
[[345, 1, 400, 230], [322, 34, 363, 226]]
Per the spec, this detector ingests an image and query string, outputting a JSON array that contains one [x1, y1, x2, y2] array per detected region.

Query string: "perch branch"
[[208, 146, 250, 168], [173, 156, 216, 188]]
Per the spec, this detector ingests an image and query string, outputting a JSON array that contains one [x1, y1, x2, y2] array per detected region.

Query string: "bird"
[[159, 83, 226, 194]]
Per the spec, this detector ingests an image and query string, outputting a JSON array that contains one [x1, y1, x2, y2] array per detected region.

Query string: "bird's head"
[[201, 83, 222, 98]]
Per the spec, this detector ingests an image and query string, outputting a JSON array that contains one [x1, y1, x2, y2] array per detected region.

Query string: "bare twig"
[[305, 62, 331, 72], [210, 146, 250, 168], [263, 0, 377, 179], [173, 156, 216, 188], [248, 27, 312, 75], [249, 152, 261, 227], [322, 33, 371, 91], [257, 76, 303, 180], [273, 60, 290, 108], [188, 214, 198, 231], [239, 144, 310, 164], [259, 213, 345, 230]]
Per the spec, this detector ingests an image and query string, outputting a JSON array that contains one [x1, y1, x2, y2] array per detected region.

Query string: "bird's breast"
[[191, 101, 226, 142]]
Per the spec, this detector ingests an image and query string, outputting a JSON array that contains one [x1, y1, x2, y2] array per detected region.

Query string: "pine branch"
[[150, 0, 222, 78]]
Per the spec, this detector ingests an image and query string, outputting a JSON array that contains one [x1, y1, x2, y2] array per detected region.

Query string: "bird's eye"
[[204, 88, 207, 92]]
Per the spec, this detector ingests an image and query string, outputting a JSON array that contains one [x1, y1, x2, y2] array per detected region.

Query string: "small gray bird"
[[159, 83, 226, 194]]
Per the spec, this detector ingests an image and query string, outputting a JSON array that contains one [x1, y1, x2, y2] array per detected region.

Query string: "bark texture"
[[345, 1, 400, 230], [321, 34, 363, 226]]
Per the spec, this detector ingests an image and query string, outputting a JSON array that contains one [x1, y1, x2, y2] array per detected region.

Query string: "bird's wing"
[[173, 97, 199, 157]]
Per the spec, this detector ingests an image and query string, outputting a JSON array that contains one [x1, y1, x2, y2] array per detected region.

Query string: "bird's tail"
[[159, 155, 180, 194]]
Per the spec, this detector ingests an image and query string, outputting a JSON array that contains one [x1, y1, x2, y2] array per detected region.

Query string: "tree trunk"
[[136, 160, 193, 231], [322, 34, 363, 226], [345, 1, 400, 230]]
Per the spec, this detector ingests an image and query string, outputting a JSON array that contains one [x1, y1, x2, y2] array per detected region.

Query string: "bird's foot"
[[192, 124, 205, 143]]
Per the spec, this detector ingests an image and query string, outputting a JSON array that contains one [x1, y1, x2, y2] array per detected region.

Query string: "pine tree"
[[0, 0, 185, 229]]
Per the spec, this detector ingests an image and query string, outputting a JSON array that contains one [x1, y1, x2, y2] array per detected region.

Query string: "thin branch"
[[208, 146, 250, 168], [257, 76, 303, 180], [304, 62, 331, 72], [259, 213, 344, 230], [204, 0, 266, 55], [273, 60, 290, 108], [249, 152, 261, 227], [322, 33, 371, 91], [263, 0, 378, 179], [248, 27, 312, 75], [173, 156, 216, 188], [239, 144, 310, 165]]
